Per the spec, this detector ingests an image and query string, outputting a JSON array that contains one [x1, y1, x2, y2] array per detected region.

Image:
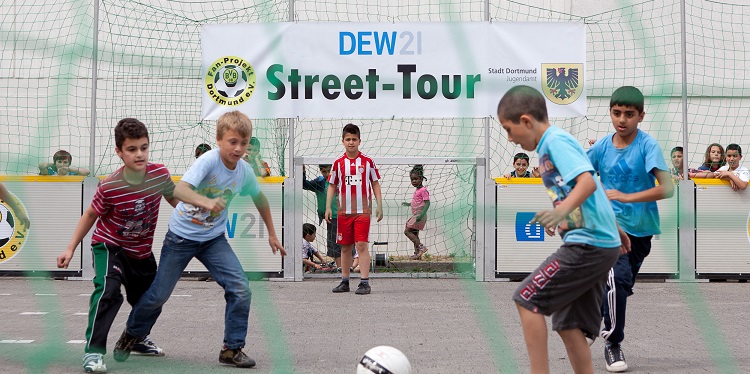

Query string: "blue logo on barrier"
[[515, 212, 544, 242]]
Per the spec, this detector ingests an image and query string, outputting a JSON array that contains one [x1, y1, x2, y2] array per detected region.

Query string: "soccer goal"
[[285, 157, 486, 281]]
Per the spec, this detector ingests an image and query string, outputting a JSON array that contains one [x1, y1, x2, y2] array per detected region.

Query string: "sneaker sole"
[[606, 362, 628, 372], [113, 351, 129, 362], [219, 359, 256, 368]]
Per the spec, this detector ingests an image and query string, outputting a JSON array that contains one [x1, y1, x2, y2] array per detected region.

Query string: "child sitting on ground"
[[302, 223, 327, 271]]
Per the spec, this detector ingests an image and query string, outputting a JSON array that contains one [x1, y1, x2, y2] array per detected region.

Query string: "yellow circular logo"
[[0, 192, 29, 264], [205, 56, 256, 106]]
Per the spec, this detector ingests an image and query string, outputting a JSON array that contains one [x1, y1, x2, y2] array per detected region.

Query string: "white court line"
[[20, 312, 48, 315], [0, 340, 34, 344], [16, 340, 34, 344], [0, 293, 11, 296], [78, 294, 89, 296], [34, 293, 57, 296], [74, 312, 88, 316], [171, 294, 192, 297], [67, 340, 86, 344]]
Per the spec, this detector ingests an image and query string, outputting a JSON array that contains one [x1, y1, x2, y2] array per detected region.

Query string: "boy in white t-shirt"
[[715, 143, 749, 191]]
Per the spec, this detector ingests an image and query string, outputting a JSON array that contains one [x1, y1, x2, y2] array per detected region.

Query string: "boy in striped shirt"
[[325, 123, 383, 295], [57, 118, 178, 373]]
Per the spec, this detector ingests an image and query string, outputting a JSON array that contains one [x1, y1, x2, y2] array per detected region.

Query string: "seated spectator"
[[195, 143, 211, 158], [503, 152, 540, 179], [243, 137, 270, 177], [39, 150, 90, 176], [669, 146, 684, 180], [690, 143, 725, 178], [715, 143, 749, 191], [302, 223, 327, 272]]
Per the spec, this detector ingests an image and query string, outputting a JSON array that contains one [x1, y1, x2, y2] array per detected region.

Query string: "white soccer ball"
[[356, 346, 411, 374], [213, 65, 248, 98], [0, 204, 14, 247]]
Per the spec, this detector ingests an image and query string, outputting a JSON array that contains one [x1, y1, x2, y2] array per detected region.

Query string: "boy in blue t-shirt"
[[499, 86, 627, 374], [587, 86, 674, 372], [113, 111, 285, 369]]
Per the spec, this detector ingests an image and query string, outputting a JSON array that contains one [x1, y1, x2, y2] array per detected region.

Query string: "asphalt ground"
[[0, 276, 747, 373]]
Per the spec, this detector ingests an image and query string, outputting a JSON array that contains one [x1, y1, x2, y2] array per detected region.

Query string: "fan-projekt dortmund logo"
[[205, 56, 257, 106], [0, 191, 29, 264]]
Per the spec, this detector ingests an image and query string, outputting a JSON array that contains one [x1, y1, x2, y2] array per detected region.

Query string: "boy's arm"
[[416, 200, 430, 220], [716, 170, 748, 191], [325, 183, 336, 223], [57, 206, 98, 268], [71, 166, 90, 176], [372, 180, 383, 222], [173, 181, 225, 212], [315, 251, 325, 263], [164, 195, 180, 208], [606, 169, 675, 203], [38, 163, 51, 175], [531, 172, 597, 230], [251, 191, 286, 256], [0, 184, 30, 228]]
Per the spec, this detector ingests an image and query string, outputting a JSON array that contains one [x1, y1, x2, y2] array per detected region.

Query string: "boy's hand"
[[324, 209, 332, 223], [618, 227, 631, 255], [588, 139, 596, 146], [503, 174, 511, 180], [16, 214, 30, 228], [605, 189, 627, 202], [56, 249, 74, 269], [544, 226, 556, 237], [530, 210, 565, 230], [375, 206, 383, 222], [204, 197, 226, 213], [268, 235, 286, 256], [730, 179, 739, 191]]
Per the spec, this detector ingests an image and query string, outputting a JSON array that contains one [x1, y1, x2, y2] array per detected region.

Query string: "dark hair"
[[302, 223, 316, 237], [250, 137, 261, 149], [726, 143, 742, 156], [670, 146, 683, 156], [342, 123, 360, 139], [610, 86, 644, 113], [319, 164, 332, 169], [513, 153, 530, 163], [53, 149, 72, 163], [195, 143, 211, 158], [496, 85, 548, 123], [702, 143, 725, 170], [114, 118, 149, 149], [409, 164, 426, 180]]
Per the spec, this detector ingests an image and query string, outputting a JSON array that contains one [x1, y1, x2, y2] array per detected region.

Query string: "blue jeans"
[[126, 229, 252, 349]]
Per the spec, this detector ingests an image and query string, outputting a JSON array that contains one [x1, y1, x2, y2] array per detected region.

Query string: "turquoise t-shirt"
[[169, 149, 260, 240], [537, 126, 621, 248], [587, 130, 669, 236]]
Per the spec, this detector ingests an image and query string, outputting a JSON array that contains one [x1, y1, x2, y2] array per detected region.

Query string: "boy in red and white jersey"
[[57, 118, 178, 373], [325, 123, 383, 295]]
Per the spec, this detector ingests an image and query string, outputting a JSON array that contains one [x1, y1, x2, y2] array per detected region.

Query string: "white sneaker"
[[83, 353, 107, 373]]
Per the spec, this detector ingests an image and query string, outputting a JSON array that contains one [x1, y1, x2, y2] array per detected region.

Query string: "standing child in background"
[[588, 86, 674, 372], [689, 143, 725, 178], [39, 150, 90, 176], [113, 111, 285, 369], [303, 164, 343, 269], [195, 143, 211, 158], [405, 165, 430, 260], [499, 85, 627, 374], [326, 123, 383, 295], [302, 223, 327, 271], [56, 118, 178, 373], [669, 146, 684, 180], [243, 137, 270, 177], [715, 143, 749, 191], [503, 152, 540, 179]]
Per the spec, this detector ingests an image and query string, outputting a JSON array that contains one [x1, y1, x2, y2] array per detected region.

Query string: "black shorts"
[[512, 243, 619, 338]]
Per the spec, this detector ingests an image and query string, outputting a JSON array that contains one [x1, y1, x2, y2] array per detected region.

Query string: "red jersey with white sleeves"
[[329, 152, 381, 215], [90, 163, 175, 259]]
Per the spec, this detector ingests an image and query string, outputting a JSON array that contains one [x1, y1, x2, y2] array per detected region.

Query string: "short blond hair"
[[216, 111, 252, 140]]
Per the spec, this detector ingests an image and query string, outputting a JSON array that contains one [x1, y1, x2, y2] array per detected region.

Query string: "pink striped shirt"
[[91, 163, 175, 259], [328, 152, 381, 215]]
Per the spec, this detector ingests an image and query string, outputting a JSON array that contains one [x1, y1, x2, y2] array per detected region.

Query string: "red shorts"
[[336, 214, 371, 245]]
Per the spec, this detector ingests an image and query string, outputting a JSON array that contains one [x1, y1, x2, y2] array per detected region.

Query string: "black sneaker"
[[355, 282, 371, 295], [113, 330, 140, 362], [604, 343, 628, 372], [332, 281, 350, 293], [219, 347, 256, 368]]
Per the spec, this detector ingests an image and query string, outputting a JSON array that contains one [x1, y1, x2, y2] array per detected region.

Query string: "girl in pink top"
[[405, 165, 431, 260]]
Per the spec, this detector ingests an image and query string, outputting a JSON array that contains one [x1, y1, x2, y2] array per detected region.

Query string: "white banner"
[[201, 22, 585, 119]]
